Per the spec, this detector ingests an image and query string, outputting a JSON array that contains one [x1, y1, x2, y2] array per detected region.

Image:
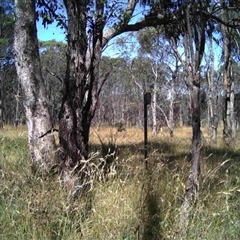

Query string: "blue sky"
[[37, 20, 121, 57], [37, 19, 133, 58], [36, 4, 147, 58], [37, 20, 66, 42]]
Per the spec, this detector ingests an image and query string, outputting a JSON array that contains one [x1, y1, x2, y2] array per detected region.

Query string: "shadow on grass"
[[140, 169, 163, 240], [90, 140, 240, 164], [202, 144, 240, 161], [90, 139, 187, 161]]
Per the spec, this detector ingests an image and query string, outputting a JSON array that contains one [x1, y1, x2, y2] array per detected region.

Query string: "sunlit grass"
[[1, 125, 240, 239]]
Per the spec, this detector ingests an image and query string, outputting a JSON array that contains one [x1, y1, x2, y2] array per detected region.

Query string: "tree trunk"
[[187, 83, 201, 199], [230, 69, 236, 139], [168, 89, 174, 137], [58, 0, 138, 184], [59, 0, 89, 166], [221, 0, 235, 143], [222, 42, 232, 142], [14, 0, 57, 174], [59, 0, 103, 187], [179, 75, 201, 232], [151, 84, 157, 135], [178, 2, 205, 235], [211, 95, 218, 142], [207, 34, 218, 143], [168, 66, 177, 137], [223, 56, 235, 143], [151, 62, 158, 135]]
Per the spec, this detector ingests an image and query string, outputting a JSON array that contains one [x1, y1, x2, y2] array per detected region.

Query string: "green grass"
[[1, 125, 240, 239]]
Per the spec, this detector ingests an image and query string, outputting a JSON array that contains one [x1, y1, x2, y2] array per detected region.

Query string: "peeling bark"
[[59, 1, 105, 190], [14, 0, 57, 174]]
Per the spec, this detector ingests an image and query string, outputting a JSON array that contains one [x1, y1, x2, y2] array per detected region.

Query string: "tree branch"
[[45, 68, 63, 83], [37, 0, 68, 30], [157, 105, 170, 128], [103, 15, 176, 48], [97, 71, 111, 97], [103, 0, 137, 47], [103, 4, 240, 50]]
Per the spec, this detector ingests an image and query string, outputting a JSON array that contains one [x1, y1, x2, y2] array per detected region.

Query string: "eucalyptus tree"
[[56, 0, 171, 182], [220, 0, 238, 141], [138, 3, 207, 225], [205, 27, 219, 143], [169, 4, 208, 228], [14, 0, 58, 173], [140, 0, 239, 233], [118, 31, 170, 130], [14, 0, 184, 177], [116, 33, 150, 127]]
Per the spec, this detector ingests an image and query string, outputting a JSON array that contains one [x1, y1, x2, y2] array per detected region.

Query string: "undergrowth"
[[0, 125, 240, 239]]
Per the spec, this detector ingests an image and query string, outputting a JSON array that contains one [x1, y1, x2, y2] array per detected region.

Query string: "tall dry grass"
[[1, 125, 240, 239]]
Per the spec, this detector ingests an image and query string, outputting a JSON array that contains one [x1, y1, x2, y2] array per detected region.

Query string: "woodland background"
[[1, 0, 240, 239]]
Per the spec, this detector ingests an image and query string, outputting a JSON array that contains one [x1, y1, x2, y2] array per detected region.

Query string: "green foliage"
[[36, 0, 67, 30], [137, 27, 164, 54]]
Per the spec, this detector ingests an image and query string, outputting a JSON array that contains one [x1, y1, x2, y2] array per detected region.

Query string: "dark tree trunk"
[[222, 40, 232, 141], [59, 0, 89, 165], [186, 80, 201, 200], [177, 2, 206, 235], [179, 74, 201, 230], [230, 72, 236, 139], [59, 0, 103, 187], [57, 0, 153, 183]]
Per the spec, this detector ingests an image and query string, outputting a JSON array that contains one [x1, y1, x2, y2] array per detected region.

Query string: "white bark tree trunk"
[[14, 0, 57, 174], [151, 85, 157, 135], [151, 63, 158, 135], [207, 33, 218, 143]]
